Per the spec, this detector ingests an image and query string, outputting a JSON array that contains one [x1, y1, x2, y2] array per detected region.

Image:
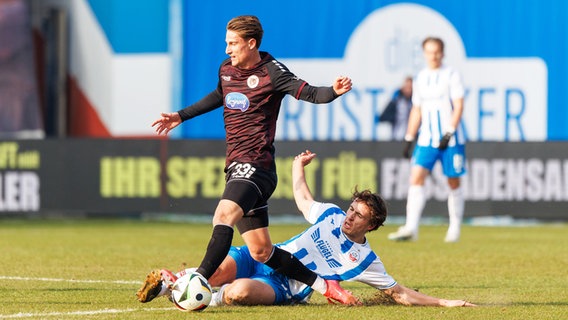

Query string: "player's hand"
[[402, 137, 414, 159], [438, 132, 453, 150], [294, 150, 317, 167], [442, 299, 477, 307], [151, 112, 182, 135], [332, 76, 352, 95]]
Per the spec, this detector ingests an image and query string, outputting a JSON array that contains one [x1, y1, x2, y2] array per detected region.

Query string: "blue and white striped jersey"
[[278, 202, 397, 291], [412, 65, 465, 148]]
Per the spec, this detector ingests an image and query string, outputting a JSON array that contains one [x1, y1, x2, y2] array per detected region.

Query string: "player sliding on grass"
[[138, 151, 476, 307]]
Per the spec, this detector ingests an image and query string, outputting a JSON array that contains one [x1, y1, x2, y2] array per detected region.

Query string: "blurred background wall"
[[7, 0, 563, 141]]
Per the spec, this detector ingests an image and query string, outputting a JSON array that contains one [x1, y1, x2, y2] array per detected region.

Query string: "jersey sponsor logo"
[[225, 92, 250, 112], [311, 228, 343, 269], [247, 75, 259, 88], [310, 228, 321, 241]]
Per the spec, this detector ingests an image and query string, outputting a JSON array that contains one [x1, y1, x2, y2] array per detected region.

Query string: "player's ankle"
[[312, 277, 327, 294]]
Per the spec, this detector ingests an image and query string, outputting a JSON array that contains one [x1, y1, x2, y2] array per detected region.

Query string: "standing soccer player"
[[388, 37, 466, 243], [147, 15, 357, 304]]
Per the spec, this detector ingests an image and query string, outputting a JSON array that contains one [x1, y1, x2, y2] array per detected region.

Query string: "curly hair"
[[352, 188, 388, 232]]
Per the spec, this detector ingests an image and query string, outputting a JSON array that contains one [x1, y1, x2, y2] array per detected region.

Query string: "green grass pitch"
[[0, 219, 566, 319]]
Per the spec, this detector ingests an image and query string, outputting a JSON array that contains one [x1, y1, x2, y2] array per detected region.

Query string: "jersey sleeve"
[[268, 59, 307, 97], [307, 201, 341, 224], [177, 85, 223, 121], [354, 258, 397, 290], [177, 64, 224, 121], [269, 59, 338, 103], [297, 84, 338, 103]]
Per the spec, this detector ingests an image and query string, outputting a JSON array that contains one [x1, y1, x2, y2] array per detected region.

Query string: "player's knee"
[[248, 245, 272, 262], [448, 178, 460, 189], [212, 201, 243, 226], [224, 282, 254, 305]]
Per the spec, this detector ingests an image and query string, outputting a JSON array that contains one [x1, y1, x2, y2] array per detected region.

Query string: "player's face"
[[423, 41, 444, 69], [342, 200, 374, 244], [225, 30, 257, 69]]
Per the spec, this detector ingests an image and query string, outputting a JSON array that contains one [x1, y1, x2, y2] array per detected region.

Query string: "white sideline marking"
[[0, 276, 139, 285], [0, 308, 172, 319], [0, 276, 173, 318]]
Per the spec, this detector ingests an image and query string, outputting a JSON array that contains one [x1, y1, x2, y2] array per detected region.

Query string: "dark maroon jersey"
[[221, 52, 308, 170], [179, 51, 339, 171]]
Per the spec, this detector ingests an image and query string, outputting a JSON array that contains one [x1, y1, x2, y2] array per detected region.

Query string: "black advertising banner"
[[1, 139, 567, 220]]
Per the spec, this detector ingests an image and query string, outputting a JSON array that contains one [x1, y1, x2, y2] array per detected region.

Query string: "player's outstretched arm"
[[151, 112, 182, 135], [382, 284, 476, 307], [292, 150, 317, 219]]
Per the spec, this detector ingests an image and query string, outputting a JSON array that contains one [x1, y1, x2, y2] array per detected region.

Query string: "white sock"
[[447, 187, 464, 232], [312, 276, 327, 294], [405, 185, 426, 233], [210, 283, 229, 307]]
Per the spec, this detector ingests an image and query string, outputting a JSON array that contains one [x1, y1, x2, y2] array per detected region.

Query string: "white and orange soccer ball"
[[171, 272, 212, 311]]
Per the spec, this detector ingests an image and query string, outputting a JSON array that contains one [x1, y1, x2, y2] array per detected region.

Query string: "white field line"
[[0, 276, 139, 285], [0, 308, 172, 319], [0, 276, 171, 318]]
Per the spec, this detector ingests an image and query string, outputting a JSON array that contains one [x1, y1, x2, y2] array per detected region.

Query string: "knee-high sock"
[[448, 187, 464, 231], [264, 246, 324, 291], [406, 185, 426, 233], [196, 224, 234, 280]]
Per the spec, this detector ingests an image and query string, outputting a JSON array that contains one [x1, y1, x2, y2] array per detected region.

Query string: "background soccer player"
[[149, 15, 356, 304], [389, 37, 466, 243]]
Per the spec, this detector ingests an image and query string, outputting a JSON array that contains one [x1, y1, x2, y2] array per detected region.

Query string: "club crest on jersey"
[[225, 92, 250, 112], [247, 75, 259, 88], [348, 249, 360, 263]]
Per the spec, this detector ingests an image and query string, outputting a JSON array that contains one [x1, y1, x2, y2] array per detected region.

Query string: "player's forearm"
[[297, 85, 338, 104], [384, 284, 444, 306], [404, 106, 422, 139], [178, 89, 223, 121], [291, 161, 314, 217], [449, 98, 464, 130]]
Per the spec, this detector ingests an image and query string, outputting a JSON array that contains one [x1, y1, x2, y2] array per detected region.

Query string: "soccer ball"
[[171, 272, 212, 311]]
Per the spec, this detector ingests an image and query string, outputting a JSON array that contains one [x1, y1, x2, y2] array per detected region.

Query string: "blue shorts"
[[412, 144, 466, 178], [228, 246, 312, 304]]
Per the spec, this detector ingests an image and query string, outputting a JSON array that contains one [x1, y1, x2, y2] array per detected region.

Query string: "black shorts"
[[222, 162, 277, 233]]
